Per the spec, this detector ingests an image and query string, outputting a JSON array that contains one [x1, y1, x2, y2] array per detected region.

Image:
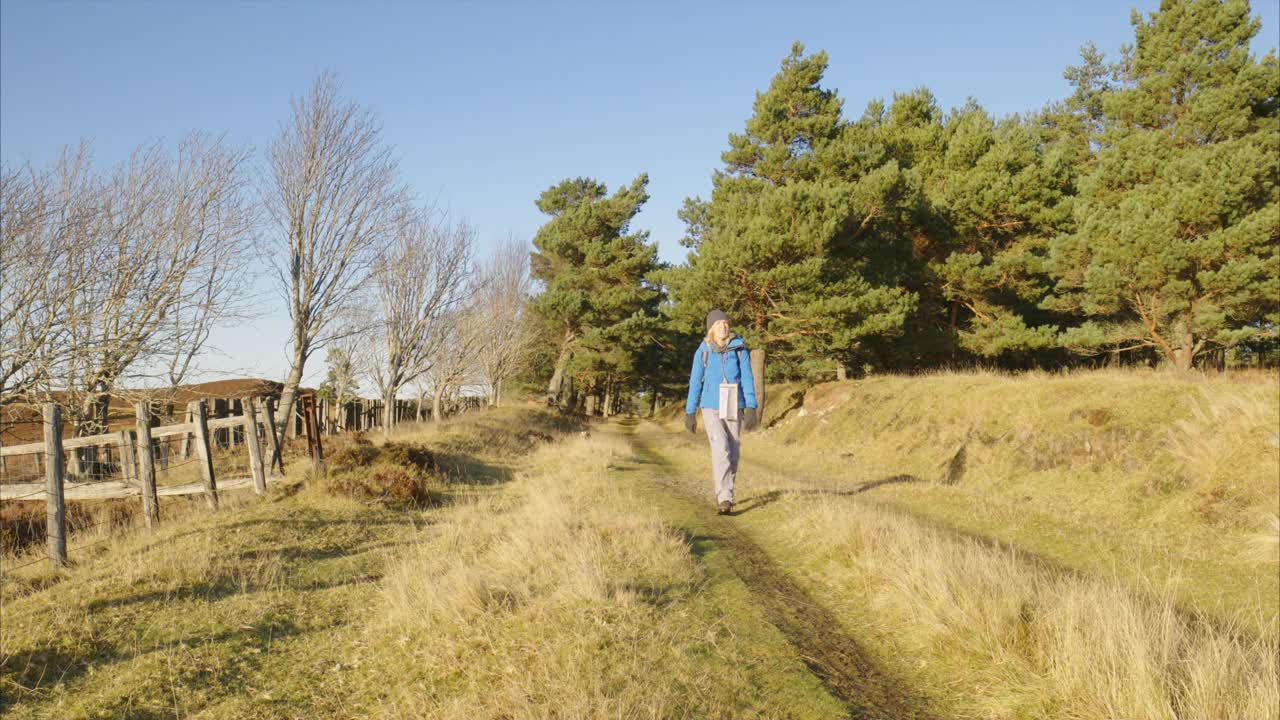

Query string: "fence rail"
[[0, 393, 321, 571]]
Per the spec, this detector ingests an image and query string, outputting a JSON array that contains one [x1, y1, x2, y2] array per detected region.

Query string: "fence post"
[[180, 405, 194, 460], [301, 394, 324, 472], [243, 396, 267, 495], [262, 396, 284, 478], [189, 400, 218, 510], [117, 429, 138, 484], [44, 403, 67, 568], [134, 402, 159, 530]]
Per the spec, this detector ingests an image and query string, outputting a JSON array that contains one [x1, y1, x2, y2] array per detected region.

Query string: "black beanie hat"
[[705, 309, 729, 331]]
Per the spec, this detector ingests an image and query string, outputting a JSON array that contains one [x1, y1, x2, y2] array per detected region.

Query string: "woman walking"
[[685, 309, 759, 515]]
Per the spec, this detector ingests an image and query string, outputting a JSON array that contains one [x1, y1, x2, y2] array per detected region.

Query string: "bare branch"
[[264, 71, 406, 432]]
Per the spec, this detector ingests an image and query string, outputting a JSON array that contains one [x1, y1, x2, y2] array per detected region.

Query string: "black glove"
[[684, 413, 697, 434], [743, 407, 759, 432]]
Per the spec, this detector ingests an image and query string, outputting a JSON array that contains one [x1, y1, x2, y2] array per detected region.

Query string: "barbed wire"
[[1, 555, 50, 574], [156, 456, 201, 470], [67, 535, 116, 556]]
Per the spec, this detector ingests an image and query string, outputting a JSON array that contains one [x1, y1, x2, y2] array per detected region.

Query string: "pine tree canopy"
[[1047, 0, 1279, 370], [521, 0, 1279, 401]]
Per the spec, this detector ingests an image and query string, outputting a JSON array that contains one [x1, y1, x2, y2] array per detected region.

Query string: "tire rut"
[[623, 422, 942, 720]]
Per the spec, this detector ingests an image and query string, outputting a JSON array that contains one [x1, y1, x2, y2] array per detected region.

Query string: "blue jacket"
[[686, 335, 758, 415]]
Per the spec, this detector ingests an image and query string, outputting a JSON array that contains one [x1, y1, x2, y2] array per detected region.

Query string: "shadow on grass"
[[730, 475, 927, 516], [664, 492, 942, 718], [435, 452, 514, 486], [0, 615, 310, 714]]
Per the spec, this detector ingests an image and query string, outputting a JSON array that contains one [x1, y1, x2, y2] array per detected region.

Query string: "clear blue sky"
[[3, 0, 1276, 387]]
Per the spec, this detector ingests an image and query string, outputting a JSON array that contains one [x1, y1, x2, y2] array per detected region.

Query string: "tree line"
[[524, 0, 1278, 415], [2, 73, 536, 437]]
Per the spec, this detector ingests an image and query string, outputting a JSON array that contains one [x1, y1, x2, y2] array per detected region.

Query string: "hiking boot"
[[717, 500, 733, 515]]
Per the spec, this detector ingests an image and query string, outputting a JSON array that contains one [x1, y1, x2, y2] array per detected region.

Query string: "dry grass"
[[371, 434, 711, 718], [1245, 512, 1280, 565], [741, 369, 1280, 632], [765, 493, 1278, 719], [2, 407, 845, 718], [0, 407, 589, 718], [368, 433, 832, 718], [1164, 392, 1278, 524]]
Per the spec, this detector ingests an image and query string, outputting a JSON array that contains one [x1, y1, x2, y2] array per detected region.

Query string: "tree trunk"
[[278, 344, 307, 441], [602, 380, 613, 418], [836, 361, 848, 382], [649, 388, 658, 417], [432, 386, 445, 424], [546, 329, 575, 407], [382, 386, 398, 439], [751, 343, 766, 415], [1172, 317, 1196, 372]]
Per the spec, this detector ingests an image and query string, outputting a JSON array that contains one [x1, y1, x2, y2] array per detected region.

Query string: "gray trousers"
[[701, 408, 741, 504]]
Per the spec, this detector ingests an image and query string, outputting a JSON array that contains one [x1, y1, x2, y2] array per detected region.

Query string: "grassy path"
[[610, 418, 942, 719]]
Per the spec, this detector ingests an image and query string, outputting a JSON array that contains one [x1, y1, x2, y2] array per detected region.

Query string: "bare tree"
[[424, 307, 481, 423], [4, 136, 255, 435], [0, 147, 93, 402], [87, 136, 253, 431], [320, 300, 377, 431], [470, 234, 535, 406], [323, 348, 361, 433], [265, 72, 404, 436], [367, 207, 473, 436]]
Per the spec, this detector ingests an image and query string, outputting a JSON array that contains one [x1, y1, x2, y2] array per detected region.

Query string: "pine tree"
[[530, 175, 662, 407], [930, 103, 1078, 360], [1047, 0, 1280, 370], [665, 43, 916, 402]]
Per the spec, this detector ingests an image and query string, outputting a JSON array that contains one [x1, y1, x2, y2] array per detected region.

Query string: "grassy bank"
[[730, 370, 1280, 635], [0, 408, 572, 718]]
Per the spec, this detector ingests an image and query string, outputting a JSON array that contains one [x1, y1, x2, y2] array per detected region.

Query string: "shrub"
[[326, 443, 381, 472], [378, 442, 436, 473], [325, 462, 443, 509]]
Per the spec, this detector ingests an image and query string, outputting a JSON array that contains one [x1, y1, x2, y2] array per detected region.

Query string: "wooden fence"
[[311, 395, 486, 435], [0, 395, 297, 569]]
